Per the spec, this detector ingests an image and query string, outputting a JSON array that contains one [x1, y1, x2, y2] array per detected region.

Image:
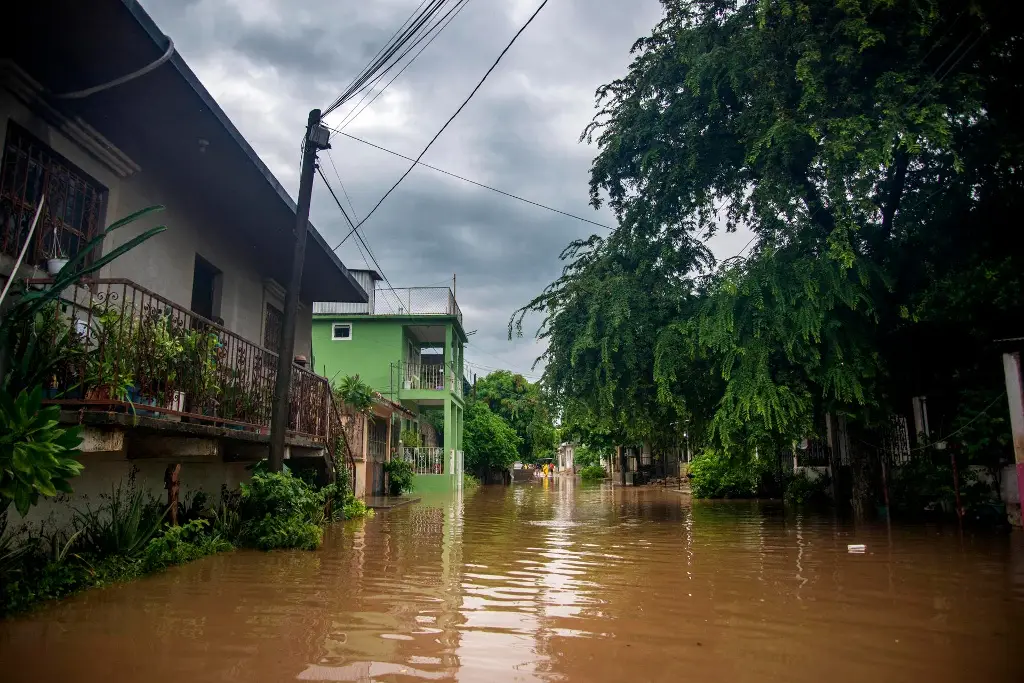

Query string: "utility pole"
[[269, 109, 331, 472]]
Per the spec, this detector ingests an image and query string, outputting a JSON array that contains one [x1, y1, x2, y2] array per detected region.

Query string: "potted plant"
[[135, 313, 184, 418], [84, 306, 138, 407], [178, 326, 221, 419]]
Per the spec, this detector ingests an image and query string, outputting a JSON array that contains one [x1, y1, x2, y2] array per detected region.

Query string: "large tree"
[[464, 400, 522, 475], [516, 0, 1023, 505], [474, 371, 557, 462]]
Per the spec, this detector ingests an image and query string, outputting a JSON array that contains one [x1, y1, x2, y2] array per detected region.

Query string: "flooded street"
[[2, 482, 1023, 682]]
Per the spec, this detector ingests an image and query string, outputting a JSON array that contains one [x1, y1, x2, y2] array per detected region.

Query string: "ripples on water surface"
[[2, 482, 1023, 682]]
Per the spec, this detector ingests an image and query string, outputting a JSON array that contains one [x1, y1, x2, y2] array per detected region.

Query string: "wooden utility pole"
[[269, 109, 331, 472]]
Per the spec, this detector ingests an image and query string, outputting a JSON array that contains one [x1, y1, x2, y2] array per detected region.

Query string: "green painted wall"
[[313, 314, 467, 493], [311, 317, 403, 396]]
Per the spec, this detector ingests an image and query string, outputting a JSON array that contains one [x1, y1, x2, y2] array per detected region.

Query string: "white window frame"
[[332, 323, 353, 341]]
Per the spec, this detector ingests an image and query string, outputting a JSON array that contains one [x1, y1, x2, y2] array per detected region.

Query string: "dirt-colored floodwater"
[[2, 481, 1023, 682]]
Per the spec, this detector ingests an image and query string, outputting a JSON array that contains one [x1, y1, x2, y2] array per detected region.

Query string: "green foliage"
[[573, 445, 604, 469], [578, 464, 607, 482], [689, 451, 758, 499], [784, 474, 832, 507], [462, 473, 481, 490], [464, 399, 522, 473], [141, 519, 232, 572], [0, 386, 84, 516], [383, 458, 415, 496], [2, 303, 84, 397], [515, 0, 1024, 475], [238, 471, 324, 551], [474, 371, 557, 462], [888, 454, 956, 517], [334, 375, 375, 414], [73, 481, 166, 557], [342, 497, 372, 520], [399, 428, 422, 447]]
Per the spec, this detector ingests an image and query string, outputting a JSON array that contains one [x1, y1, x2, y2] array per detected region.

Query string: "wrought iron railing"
[[22, 278, 330, 441], [402, 361, 462, 393], [403, 446, 445, 475]]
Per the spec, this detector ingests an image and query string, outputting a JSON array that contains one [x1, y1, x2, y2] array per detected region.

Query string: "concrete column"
[[1001, 352, 1024, 524], [444, 396, 453, 475]]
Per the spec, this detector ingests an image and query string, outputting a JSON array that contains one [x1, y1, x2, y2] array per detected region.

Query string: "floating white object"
[[848, 544, 866, 553]]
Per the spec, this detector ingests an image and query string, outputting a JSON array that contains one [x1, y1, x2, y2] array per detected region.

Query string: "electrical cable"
[[331, 0, 552, 250], [53, 39, 175, 99], [331, 130, 613, 230], [324, 0, 461, 117], [316, 165, 400, 312], [334, 0, 473, 131]]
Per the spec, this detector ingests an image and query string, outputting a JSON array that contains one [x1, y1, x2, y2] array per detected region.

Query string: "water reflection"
[[1, 481, 1022, 683]]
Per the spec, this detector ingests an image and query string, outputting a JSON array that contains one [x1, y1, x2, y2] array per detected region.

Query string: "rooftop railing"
[[314, 286, 462, 327]]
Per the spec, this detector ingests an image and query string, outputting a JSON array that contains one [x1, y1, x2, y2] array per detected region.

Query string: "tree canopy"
[[514, 0, 1023, 463], [474, 370, 557, 462], [464, 400, 522, 474]]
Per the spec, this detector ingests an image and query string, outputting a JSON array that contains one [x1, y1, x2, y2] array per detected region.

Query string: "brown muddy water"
[[2, 481, 1023, 682]]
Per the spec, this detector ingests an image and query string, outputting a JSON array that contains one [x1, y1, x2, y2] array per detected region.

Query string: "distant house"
[[313, 270, 467, 494], [1, 0, 365, 526], [557, 442, 576, 473]]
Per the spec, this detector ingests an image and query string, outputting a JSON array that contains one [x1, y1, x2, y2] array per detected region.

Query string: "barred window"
[[0, 122, 107, 265]]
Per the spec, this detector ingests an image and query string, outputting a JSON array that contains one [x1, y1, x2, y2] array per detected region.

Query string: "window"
[[332, 323, 352, 341], [190, 254, 221, 322], [0, 122, 107, 264]]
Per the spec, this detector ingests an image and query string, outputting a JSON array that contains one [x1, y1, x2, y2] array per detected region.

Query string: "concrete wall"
[[11, 429, 251, 535], [311, 316, 404, 391], [0, 83, 312, 355]]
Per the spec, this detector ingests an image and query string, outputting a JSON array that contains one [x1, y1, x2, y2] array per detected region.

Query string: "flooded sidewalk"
[[1, 483, 1022, 682]]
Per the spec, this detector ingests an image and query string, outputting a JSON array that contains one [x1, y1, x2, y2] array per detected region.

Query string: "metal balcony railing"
[[403, 447, 445, 475], [402, 362, 462, 393], [22, 278, 331, 441]]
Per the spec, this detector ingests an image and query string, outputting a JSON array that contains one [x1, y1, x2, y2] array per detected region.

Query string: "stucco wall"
[[1, 85, 312, 354], [312, 317, 404, 391], [12, 445, 251, 534]]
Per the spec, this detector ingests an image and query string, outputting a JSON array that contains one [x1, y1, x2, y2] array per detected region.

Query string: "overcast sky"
[[142, 0, 753, 381]]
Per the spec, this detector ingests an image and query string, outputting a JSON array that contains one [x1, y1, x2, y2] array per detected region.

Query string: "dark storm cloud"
[[140, 0, 696, 377]]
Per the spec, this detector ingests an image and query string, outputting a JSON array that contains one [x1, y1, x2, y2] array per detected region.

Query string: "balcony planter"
[[127, 386, 159, 417]]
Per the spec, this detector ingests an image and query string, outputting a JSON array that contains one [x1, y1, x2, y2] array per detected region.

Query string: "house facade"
[[1, 0, 365, 527], [313, 270, 467, 493]]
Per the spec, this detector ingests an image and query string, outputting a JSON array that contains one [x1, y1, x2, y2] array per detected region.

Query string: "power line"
[[324, 0, 464, 118], [331, 130, 613, 230], [331, 0, 552, 251], [334, 0, 473, 132], [316, 165, 400, 312]]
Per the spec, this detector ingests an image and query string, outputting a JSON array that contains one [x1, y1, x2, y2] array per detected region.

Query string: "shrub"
[[383, 458, 415, 496], [74, 481, 166, 557], [784, 473, 832, 507], [342, 496, 372, 520], [689, 450, 758, 498], [462, 473, 481, 490], [579, 464, 606, 481], [141, 519, 232, 572], [238, 471, 325, 550]]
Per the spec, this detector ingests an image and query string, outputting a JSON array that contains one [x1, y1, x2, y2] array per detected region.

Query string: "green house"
[[312, 270, 466, 494]]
